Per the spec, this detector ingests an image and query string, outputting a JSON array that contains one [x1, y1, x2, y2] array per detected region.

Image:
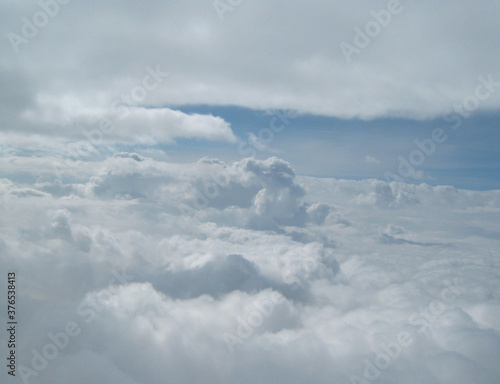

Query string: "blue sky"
[[144, 106, 500, 190]]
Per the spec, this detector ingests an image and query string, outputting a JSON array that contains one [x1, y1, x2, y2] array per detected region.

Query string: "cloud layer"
[[2, 0, 500, 129], [1, 153, 499, 383]]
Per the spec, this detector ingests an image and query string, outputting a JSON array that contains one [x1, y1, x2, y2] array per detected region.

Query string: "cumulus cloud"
[[1, 152, 499, 383]]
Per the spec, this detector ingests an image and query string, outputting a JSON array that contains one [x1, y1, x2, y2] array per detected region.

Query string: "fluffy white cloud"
[[0, 153, 499, 383], [20, 102, 236, 144]]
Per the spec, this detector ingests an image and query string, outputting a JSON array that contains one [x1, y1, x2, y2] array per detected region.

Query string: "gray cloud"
[[2, 0, 500, 133]]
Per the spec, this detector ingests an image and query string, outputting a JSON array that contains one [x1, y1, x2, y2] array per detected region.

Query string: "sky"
[[1, 1, 500, 384], [1, 0, 499, 189]]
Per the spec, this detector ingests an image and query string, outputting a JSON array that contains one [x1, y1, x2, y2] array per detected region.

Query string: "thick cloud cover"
[[1, 0, 500, 132], [1, 2, 499, 382], [1, 153, 499, 383]]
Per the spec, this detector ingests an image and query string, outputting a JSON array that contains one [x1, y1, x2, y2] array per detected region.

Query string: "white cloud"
[[20, 102, 236, 144], [1, 153, 499, 383], [2, 0, 500, 129]]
